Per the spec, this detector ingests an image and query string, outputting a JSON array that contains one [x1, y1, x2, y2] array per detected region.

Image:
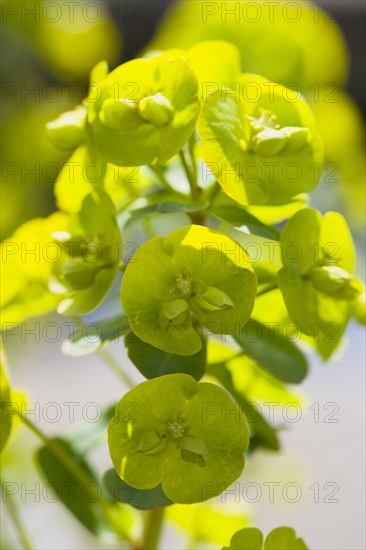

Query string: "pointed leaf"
[[235, 320, 308, 384]]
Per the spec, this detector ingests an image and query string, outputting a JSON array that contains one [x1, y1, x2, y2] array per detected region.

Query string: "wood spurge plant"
[[1, 29, 365, 550]]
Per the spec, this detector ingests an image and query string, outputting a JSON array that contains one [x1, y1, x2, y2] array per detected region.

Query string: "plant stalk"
[[13, 410, 94, 488], [97, 348, 135, 388], [2, 476, 34, 550], [143, 507, 165, 550], [179, 150, 199, 199], [149, 165, 173, 192]]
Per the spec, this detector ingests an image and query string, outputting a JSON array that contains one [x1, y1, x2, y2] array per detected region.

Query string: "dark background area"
[[109, 0, 366, 117]]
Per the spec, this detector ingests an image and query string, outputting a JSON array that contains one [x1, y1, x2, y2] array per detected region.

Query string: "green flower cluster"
[[51, 189, 121, 316], [108, 374, 248, 504], [278, 208, 364, 358], [47, 53, 200, 167], [121, 225, 257, 355]]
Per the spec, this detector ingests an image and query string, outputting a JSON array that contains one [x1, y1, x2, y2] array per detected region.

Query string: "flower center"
[[244, 108, 309, 157], [247, 108, 280, 133], [175, 274, 193, 298], [168, 421, 185, 439]]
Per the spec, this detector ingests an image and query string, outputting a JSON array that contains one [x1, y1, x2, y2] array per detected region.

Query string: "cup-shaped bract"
[[54, 145, 151, 215], [121, 225, 257, 356], [198, 74, 323, 205], [277, 208, 363, 358], [108, 374, 249, 504], [51, 189, 121, 316], [85, 53, 200, 166], [162, 41, 242, 100], [46, 106, 86, 150], [1, 213, 68, 325]]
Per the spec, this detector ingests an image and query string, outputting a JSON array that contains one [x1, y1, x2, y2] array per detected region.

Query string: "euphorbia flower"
[[108, 374, 249, 504], [121, 225, 257, 355]]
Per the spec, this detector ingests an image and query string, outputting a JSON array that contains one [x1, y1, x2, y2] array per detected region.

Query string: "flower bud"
[[46, 108, 86, 150], [101, 98, 142, 131], [310, 266, 363, 299], [252, 128, 288, 156], [281, 126, 310, 153], [195, 286, 234, 313], [61, 259, 97, 290], [178, 436, 208, 467], [160, 299, 189, 330], [139, 430, 167, 456], [138, 93, 174, 127]]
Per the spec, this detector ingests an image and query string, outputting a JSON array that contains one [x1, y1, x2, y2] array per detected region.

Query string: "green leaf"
[[0, 346, 12, 454], [125, 332, 206, 381], [62, 315, 130, 357], [208, 340, 301, 407], [130, 198, 208, 217], [108, 373, 249, 504], [234, 320, 308, 384], [103, 469, 172, 510], [36, 438, 106, 535], [85, 52, 200, 166], [207, 363, 279, 452], [121, 225, 257, 356], [211, 193, 279, 240]]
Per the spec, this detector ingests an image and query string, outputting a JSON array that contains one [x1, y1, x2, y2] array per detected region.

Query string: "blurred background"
[[1, 1, 365, 549]]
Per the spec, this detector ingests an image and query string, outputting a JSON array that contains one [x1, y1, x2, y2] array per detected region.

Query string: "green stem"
[[149, 165, 173, 192], [188, 134, 198, 186], [256, 281, 279, 296], [179, 150, 199, 199], [143, 507, 165, 550], [13, 407, 135, 546], [206, 182, 221, 204], [2, 477, 33, 550], [13, 410, 93, 488], [70, 317, 135, 388], [97, 348, 135, 388], [144, 216, 155, 240]]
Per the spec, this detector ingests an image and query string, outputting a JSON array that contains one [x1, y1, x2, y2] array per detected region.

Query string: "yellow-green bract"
[[85, 53, 200, 166], [277, 208, 363, 359], [0, 345, 12, 454], [198, 74, 323, 205], [121, 225, 257, 356], [51, 189, 121, 316], [108, 373, 249, 504], [0, 212, 67, 325], [222, 526, 308, 550]]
